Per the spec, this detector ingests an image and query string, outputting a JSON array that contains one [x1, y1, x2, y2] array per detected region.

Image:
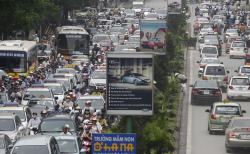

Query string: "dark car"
[[121, 73, 151, 85], [191, 80, 222, 105], [0, 134, 12, 154], [38, 114, 78, 135]]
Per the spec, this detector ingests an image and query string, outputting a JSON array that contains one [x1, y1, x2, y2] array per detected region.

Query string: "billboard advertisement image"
[[107, 52, 154, 115], [140, 19, 167, 50]]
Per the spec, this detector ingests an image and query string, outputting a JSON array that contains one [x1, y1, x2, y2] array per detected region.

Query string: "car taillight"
[[202, 76, 208, 80], [229, 132, 236, 138], [211, 114, 216, 120], [241, 128, 250, 131], [229, 86, 233, 89], [212, 89, 221, 96], [192, 89, 199, 95]]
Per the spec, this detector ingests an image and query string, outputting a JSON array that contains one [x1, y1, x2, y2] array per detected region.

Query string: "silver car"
[[55, 135, 82, 154], [225, 117, 250, 153]]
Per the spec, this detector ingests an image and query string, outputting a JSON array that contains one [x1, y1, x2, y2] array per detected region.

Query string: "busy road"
[[186, 1, 250, 154]]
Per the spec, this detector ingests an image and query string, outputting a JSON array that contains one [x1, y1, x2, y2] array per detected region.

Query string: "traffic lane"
[[189, 46, 250, 154]]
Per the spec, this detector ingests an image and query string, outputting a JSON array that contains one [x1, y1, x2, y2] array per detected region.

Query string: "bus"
[[56, 26, 90, 58], [0, 40, 38, 79]]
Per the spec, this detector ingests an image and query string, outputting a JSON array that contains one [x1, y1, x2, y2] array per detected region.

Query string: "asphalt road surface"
[[185, 3, 250, 154]]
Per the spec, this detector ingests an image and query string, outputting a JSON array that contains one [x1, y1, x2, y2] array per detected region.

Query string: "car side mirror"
[[242, 110, 246, 114], [54, 97, 58, 101], [205, 109, 210, 112]]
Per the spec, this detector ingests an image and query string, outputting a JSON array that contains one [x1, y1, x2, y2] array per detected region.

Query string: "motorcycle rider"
[[28, 112, 41, 135]]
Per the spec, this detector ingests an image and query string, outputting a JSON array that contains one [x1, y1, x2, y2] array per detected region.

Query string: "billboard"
[[107, 52, 154, 115], [140, 19, 167, 50], [92, 133, 136, 154]]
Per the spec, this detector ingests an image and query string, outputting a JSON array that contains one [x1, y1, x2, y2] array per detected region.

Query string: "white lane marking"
[[186, 48, 194, 154]]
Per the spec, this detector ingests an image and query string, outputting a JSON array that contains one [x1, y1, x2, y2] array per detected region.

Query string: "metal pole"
[[126, 116, 132, 133]]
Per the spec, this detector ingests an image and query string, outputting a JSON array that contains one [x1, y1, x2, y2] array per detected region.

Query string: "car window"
[[41, 120, 75, 132], [205, 66, 226, 75], [215, 106, 240, 115], [232, 119, 250, 128], [232, 42, 245, 47], [231, 78, 249, 85], [57, 139, 77, 153], [12, 145, 50, 154], [0, 119, 15, 131], [24, 90, 52, 100], [0, 110, 26, 122], [202, 47, 217, 54], [240, 67, 250, 73]]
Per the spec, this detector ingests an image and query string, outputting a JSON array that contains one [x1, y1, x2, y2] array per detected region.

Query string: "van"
[[202, 64, 229, 90], [200, 45, 218, 58]]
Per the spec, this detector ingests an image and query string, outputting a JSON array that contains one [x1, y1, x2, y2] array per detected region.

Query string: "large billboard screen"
[[107, 52, 154, 115], [140, 20, 167, 51]]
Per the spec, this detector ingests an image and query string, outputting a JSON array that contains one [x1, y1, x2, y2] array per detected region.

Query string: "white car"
[[200, 45, 218, 58], [225, 29, 239, 41], [89, 70, 106, 91], [229, 40, 247, 58], [227, 76, 250, 100], [43, 83, 66, 103], [198, 28, 214, 40], [236, 65, 250, 77]]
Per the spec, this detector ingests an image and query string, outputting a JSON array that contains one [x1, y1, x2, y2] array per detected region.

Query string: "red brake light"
[[212, 89, 221, 96], [192, 89, 199, 95], [229, 86, 233, 89], [229, 132, 236, 138], [211, 114, 216, 120], [202, 76, 208, 80], [241, 128, 250, 131]]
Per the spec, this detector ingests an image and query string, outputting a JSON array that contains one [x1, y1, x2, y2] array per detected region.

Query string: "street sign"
[[106, 52, 154, 115], [92, 133, 136, 154]]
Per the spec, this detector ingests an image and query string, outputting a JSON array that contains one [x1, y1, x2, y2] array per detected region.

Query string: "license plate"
[[240, 134, 250, 140], [220, 118, 229, 123], [203, 90, 210, 95], [212, 77, 218, 80]]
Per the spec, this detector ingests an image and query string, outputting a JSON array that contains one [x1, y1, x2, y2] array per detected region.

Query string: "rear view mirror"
[[205, 109, 210, 112]]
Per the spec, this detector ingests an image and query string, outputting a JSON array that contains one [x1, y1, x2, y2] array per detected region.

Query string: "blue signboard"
[[92, 133, 136, 154]]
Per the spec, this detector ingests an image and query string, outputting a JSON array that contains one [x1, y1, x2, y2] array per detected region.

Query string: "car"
[[22, 87, 54, 106], [156, 9, 167, 19], [124, 9, 136, 18], [229, 40, 248, 58], [27, 99, 56, 115], [227, 76, 250, 100], [197, 57, 222, 77], [225, 36, 240, 53], [200, 45, 218, 58], [200, 33, 222, 56], [89, 70, 106, 91], [0, 104, 32, 128], [38, 114, 78, 135], [0, 113, 26, 142], [55, 135, 82, 154], [48, 77, 73, 91], [225, 29, 239, 42], [236, 65, 250, 77], [92, 34, 111, 46], [121, 73, 151, 85], [198, 28, 214, 40], [44, 83, 66, 103], [52, 73, 78, 86], [76, 95, 105, 113], [205, 102, 246, 134], [142, 38, 164, 49], [225, 117, 250, 153], [10, 135, 60, 154], [0, 134, 12, 154], [191, 80, 222, 105], [202, 64, 229, 90], [144, 13, 159, 20]]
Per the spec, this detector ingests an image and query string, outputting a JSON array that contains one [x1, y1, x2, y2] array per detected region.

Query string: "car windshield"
[[76, 98, 104, 109], [57, 139, 77, 153], [24, 91, 51, 100], [0, 110, 25, 122], [41, 120, 75, 132], [45, 85, 63, 95], [29, 100, 54, 108], [232, 119, 250, 128], [205, 66, 226, 75], [195, 81, 218, 88], [241, 67, 250, 73], [92, 71, 106, 79], [232, 42, 245, 48], [202, 58, 220, 64], [0, 119, 15, 131], [12, 145, 49, 154], [202, 47, 217, 54], [215, 106, 240, 115], [231, 78, 249, 85]]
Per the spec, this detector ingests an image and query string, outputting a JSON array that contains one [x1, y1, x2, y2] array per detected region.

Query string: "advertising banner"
[[92, 133, 136, 154], [140, 19, 166, 50], [107, 52, 154, 115]]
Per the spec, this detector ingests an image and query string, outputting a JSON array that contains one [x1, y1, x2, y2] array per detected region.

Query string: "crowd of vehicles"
[[0, 1, 168, 154], [192, 0, 250, 153]]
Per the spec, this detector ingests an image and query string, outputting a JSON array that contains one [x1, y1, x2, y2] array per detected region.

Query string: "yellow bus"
[[0, 40, 38, 79]]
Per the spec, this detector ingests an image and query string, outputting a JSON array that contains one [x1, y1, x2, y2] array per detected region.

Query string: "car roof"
[[14, 135, 53, 146], [0, 113, 17, 119], [43, 114, 72, 120], [54, 135, 78, 140], [213, 102, 240, 107], [231, 76, 249, 79], [27, 87, 50, 91], [0, 106, 26, 111], [205, 64, 225, 67]]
